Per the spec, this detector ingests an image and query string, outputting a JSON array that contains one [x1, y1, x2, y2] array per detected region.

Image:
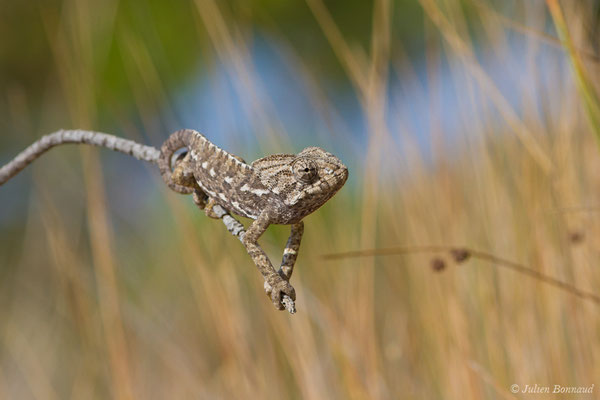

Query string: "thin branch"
[[0, 129, 159, 185], [544, 206, 600, 215], [323, 245, 600, 305]]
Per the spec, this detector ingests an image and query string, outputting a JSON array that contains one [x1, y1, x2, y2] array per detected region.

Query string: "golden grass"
[[1, 0, 599, 398]]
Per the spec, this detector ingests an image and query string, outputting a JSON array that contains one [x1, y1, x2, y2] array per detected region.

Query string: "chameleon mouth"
[[332, 165, 349, 188], [325, 164, 347, 184], [339, 165, 349, 180]]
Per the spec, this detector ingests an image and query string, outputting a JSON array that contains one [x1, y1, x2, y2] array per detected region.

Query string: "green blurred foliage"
[[0, 0, 426, 122]]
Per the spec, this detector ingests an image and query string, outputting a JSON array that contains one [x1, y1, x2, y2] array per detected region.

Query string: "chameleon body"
[[0, 128, 348, 312], [158, 129, 348, 310]]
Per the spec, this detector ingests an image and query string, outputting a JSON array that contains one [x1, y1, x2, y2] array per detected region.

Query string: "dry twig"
[[323, 245, 600, 305]]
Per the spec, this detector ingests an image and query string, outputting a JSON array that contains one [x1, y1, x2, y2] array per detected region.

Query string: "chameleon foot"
[[264, 277, 296, 313], [192, 190, 207, 209], [203, 197, 222, 219]]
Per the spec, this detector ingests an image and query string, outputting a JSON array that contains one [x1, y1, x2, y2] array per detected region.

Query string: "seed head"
[[431, 257, 446, 272], [450, 248, 471, 263], [568, 231, 584, 245]]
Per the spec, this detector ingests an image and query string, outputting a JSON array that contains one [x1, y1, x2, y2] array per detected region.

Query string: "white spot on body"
[[201, 161, 208, 169], [288, 192, 302, 204], [224, 176, 234, 184], [240, 184, 250, 192], [251, 188, 270, 196], [194, 132, 252, 170], [209, 168, 216, 177], [227, 154, 239, 164], [284, 248, 297, 255], [307, 186, 321, 195], [219, 193, 228, 201]]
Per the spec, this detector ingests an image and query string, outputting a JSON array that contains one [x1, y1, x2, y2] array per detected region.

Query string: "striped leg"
[[279, 222, 304, 281], [242, 211, 296, 310]]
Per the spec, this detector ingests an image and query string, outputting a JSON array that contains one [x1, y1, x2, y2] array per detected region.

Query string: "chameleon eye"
[[292, 157, 318, 184]]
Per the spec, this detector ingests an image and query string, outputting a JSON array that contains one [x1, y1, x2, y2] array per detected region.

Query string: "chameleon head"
[[283, 146, 348, 213]]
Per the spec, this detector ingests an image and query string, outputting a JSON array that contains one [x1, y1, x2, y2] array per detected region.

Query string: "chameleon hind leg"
[[192, 190, 208, 210], [185, 152, 246, 218], [170, 151, 213, 214], [202, 197, 223, 219], [171, 151, 197, 188], [191, 193, 225, 220]]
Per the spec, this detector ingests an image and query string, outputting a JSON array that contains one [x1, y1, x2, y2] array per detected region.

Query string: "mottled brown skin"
[[158, 129, 348, 310]]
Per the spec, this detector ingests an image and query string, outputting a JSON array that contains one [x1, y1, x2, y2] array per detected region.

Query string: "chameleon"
[[0, 129, 348, 313]]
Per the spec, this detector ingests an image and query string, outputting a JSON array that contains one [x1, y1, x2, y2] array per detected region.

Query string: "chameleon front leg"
[[242, 211, 296, 310], [278, 222, 304, 281]]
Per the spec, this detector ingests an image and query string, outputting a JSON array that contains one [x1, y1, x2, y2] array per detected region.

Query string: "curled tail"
[[0, 129, 159, 186], [157, 129, 195, 194]]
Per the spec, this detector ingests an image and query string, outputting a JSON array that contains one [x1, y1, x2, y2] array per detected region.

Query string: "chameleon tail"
[[0, 129, 159, 186], [157, 129, 195, 194]]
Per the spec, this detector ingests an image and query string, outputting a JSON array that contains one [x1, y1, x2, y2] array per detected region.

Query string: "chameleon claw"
[[203, 197, 222, 219], [264, 279, 296, 313]]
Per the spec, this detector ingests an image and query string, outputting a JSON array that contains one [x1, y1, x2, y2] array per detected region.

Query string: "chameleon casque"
[[0, 129, 348, 313]]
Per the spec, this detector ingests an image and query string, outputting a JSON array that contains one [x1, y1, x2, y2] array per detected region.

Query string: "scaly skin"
[[159, 129, 348, 311]]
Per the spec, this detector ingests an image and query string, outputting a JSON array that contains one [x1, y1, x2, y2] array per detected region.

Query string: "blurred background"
[[1, 0, 600, 398]]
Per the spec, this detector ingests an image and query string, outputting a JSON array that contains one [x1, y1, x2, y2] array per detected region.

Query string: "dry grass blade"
[[81, 149, 135, 400], [467, 360, 517, 400], [418, 0, 553, 172], [473, 0, 600, 63], [43, 2, 136, 398], [304, 0, 369, 94], [546, 0, 600, 148], [193, 0, 286, 147]]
